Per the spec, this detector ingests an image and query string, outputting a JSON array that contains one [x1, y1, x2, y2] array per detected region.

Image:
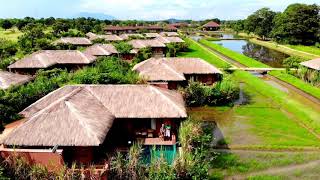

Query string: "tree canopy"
[[244, 8, 276, 40], [271, 3, 320, 45]]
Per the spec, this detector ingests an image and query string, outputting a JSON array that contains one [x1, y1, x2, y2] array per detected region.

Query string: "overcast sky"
[[0, 0, 319, 20]]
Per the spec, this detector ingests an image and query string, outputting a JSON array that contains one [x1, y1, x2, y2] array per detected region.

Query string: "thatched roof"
[[160, 32, 179, 37], [89, 34, 123, 41], [300, 58, 320, 70], [144, 33, 161, 38], [155, 36, 184, 44], [128, 39, 166, 49], [86, 32, 97, 39], [2, 85, 187, 146], [0, 71, 32, 89], [203, 21, 220, 27], [133, 57, 222, 82], [54, 37, 92, 45], [84, 44, 118, 56], [119, 34, 144, 40], [8, 50, 97, 69]]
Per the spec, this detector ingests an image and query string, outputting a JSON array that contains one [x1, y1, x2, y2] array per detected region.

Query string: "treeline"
[[226, 3, 320, 45]]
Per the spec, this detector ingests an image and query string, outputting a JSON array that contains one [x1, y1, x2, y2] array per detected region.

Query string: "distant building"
[[203, 21, 220, 31], [133, 57, 223, 89], [128, 39, 166, 57], [104, 25, 164, 34], [8, 50, 97, 75], [53, 37, 92, 46], [119, 33, 145, 40], [160, 32, 179, 37], [144, 33, 161, 38], [155, 36, 185, 44], [300, 58, 320, 71], [170, 23, 188, 29], [0, 71, 32, 90], [165, 25, 178, 32], [1, 85, 187, 166]]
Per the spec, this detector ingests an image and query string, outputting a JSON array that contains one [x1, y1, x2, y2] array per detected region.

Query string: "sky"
[[0, 0, 319, 20]]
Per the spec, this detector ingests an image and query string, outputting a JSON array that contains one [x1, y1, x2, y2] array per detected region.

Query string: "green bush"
[[182, 75, 240, 107], [114, 42, 133, 54]]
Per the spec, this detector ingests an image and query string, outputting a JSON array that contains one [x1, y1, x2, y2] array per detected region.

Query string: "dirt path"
[[226, 159, 320, 180]]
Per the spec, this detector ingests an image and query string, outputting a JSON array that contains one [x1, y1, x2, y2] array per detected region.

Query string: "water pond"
[[212, 40, 289, 67]]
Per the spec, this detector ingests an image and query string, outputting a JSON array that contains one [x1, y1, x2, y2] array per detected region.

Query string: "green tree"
[[114, 42, 133, 54], [271, 3, 320, 45], [244, 8, 276, 40], [0, 19, 13, 30]]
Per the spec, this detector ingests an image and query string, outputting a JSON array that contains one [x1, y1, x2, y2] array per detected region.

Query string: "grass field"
[[199, 39, 270, 68], [249, 38, 319, 60], [177, 38, 230, 68], [0, 27, 23, 41], [210, 151, 320, 178], [287, 44, 320, 57], [269, 71, 320, 99]]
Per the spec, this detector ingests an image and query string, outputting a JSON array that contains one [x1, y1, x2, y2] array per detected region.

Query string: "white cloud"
[[79, 0, 320, 20]]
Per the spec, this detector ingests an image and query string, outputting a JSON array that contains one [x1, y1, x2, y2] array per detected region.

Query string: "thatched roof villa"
[[1, 84, 187, 165], [300, 58, 320, 70], [133, 57, 222, 89], [203, 21, 220, 31], [144, 33, 161, 38], [160, 32, 179, 37], [0, 71, 32, 89], [119, 33, 144, 40], [155, 36, 185, 44], [83, 44, 119, 57], [8, 50, 97, 74], [128, 39, 166, 57], [53, 37, 92, 46]]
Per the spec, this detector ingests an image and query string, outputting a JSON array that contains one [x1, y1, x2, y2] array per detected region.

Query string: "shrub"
[[0, 38, 18, 59], [114, 42, 133, 54], [182, 81, 211, 107], [182, 75, 240, 107], [166, 42, 189, 57], [282, 56, 303, 70]]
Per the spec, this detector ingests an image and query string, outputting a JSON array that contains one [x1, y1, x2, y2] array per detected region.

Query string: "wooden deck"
[[143, 138, 176, 145]]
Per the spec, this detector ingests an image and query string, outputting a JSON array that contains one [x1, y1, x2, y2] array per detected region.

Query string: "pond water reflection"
[[212, 40, 289, 67]]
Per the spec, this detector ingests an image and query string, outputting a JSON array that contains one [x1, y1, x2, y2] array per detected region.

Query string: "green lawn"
[[287, 44, 320, 57], [269, 71, 320, 99], [249, 38, 319, 60], [210, 151, 320, 178], [0, 27, 23, 41], [177, 38, 230, 68], [199, 39, 270, 68]]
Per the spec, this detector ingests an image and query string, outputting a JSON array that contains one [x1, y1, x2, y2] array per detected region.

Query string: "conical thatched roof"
[[128, 39, 166, 49], [2, 85, 187, 146], [160, 32, 179, 37], [8, 50, 97, 69], [203, 21, 220, 27], [155, 36, 184, 44], [84, 44, 119, 56], [144, 33, 161, 38], [119, 34, 144, 40], [54, 37, 92, 45], [133, 58, 222, 82], [300, 58, 320, 70], [0, 71, 32, 89]]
